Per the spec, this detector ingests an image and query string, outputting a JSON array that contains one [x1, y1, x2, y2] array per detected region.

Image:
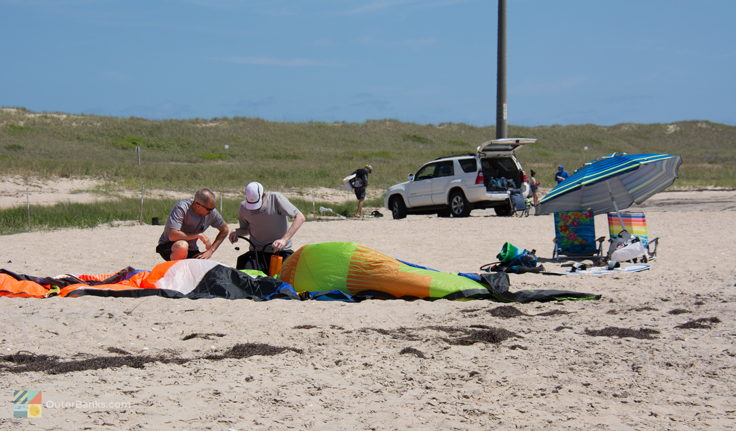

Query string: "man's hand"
[[229, 231, 239, 243], [196, 248, 215, 259], [272, 238, 286, 252]]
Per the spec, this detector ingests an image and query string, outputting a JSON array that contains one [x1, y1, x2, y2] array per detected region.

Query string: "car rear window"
[[458, 158, 477, 173]]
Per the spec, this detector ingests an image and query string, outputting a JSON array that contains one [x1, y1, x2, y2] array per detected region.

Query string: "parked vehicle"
[[384, 138, 534, 219]]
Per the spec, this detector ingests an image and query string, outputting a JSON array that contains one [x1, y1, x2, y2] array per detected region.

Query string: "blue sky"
[[1, 0, 734, 126]]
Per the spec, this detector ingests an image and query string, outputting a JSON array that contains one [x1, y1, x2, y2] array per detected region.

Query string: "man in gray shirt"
[[156, 188, 230, 261], [229, 182, 305, 255]]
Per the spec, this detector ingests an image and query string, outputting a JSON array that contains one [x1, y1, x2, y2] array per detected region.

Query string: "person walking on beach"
[[555, 165, 570, 184], [229, 181, 305, 264], [156, 188, 230, 261], [349, 164, 373, 218], [529, 169, 541, 206]]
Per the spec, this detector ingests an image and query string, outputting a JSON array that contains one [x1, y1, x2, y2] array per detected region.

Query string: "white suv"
[[384, 138, 534, 219]]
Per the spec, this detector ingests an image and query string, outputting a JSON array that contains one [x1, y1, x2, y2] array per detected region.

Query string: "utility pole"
[[496, 0, 507, 138]]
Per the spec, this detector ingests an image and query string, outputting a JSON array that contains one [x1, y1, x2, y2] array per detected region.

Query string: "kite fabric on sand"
[[278, 242, 600, 302], [0, 242, 600, 303], [0, 260, 296, 300]]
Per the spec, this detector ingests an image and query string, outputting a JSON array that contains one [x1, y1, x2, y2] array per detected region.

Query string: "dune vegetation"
[[2, 107, 734, 190], [1, 107, 734, 233]]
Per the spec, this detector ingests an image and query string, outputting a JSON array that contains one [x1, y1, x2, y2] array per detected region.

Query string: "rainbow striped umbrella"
[[536, 153, 682, 217]]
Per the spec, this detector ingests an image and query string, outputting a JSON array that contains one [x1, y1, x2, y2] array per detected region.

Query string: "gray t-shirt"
[[236, 192, 299, 252], [158, 198, 225, 251]]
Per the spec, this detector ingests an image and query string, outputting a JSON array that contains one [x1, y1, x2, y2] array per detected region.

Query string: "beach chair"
[[552, 210, 605, 261], [510, 188, 530, 217], [606, 211, 659, 262]]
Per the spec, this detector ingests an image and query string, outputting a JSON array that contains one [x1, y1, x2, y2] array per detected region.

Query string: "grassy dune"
[[2, 108, 734, 190], [1, 107, 734, 233]]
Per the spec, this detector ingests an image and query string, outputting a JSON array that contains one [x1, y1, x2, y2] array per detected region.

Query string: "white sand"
[[1, 190, 735, 429]]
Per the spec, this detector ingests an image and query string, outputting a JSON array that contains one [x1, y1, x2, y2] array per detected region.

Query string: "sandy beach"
[[1, 189, 735, 430]]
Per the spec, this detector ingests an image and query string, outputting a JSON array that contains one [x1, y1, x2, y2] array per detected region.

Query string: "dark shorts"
[[156, 242, 201, 261], [354, 186, 366, 200]]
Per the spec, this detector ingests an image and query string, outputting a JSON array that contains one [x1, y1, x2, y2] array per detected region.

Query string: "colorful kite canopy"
[[0, 260, 295, 300], [1, 242, 600, 302], [280, 241, 500, 300]]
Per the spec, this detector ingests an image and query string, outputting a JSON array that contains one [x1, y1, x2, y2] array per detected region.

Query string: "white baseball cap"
[[244, 181, 264, 210]]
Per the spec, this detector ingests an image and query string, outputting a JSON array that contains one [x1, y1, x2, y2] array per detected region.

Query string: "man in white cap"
[[229, 182, 306, 260]]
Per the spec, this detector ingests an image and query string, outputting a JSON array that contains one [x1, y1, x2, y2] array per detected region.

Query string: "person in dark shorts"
[[350, 164, 373, 218], [155, 188, 230, 261], [529, 169, 541, 206]]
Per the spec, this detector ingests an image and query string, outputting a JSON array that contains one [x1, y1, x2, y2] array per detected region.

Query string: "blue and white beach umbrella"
[[536, 153, 682, 218]]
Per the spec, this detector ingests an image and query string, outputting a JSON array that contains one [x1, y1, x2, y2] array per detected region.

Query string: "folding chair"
[[606, 211, 659, 262], [552, 211, 605, 261]]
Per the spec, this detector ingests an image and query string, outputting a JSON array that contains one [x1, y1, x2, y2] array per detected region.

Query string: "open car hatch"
[[477, 138, 537, 157]]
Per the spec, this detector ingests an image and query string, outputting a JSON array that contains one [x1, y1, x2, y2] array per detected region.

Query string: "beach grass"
[[0, 196, 385, 235], [1, 108, 734, 233], [2, 108, 735, 190]]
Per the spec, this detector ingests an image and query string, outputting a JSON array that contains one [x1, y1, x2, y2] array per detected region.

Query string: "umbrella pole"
[[606, 182, 626, 232]]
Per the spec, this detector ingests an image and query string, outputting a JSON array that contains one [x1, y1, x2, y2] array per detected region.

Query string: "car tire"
[[494, 200, 513, 217], [389, 196, 407, 219], [449, 190, 471, 217]]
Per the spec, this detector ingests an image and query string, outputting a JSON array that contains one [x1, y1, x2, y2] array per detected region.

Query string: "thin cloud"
[[219, 56, 342, 67], [356, 36, 438, 48], [334, 0, 470, 15]]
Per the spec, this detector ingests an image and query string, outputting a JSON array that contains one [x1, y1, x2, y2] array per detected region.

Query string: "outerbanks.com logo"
[[13, 390, 42, 418], [12, 390, 132, 418]]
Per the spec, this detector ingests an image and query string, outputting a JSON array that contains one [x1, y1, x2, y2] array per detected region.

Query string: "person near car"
[[350, 164, 373, 218], [555, 165, 570, 184], [529, 169, 541, 206], [228, 181, 305, 257], [156, 188, 230, 261]]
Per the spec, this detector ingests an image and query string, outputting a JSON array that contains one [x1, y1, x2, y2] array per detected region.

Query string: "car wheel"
[[449, 190, 471, 217], [389, 196, 407, 219], [494, 200, 513, 217]]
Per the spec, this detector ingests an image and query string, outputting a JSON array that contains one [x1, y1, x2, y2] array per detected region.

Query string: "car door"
[[430, 160, 456, 204], [406, 162, 438, 207]]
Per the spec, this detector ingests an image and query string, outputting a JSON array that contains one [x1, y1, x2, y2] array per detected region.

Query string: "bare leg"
[[170, 240, 190, 260], [356, 199, 365, 218]]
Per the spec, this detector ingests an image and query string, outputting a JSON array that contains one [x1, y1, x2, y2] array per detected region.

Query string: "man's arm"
[[228, 215, 250, 243], [272, 211, 306, 252], [198, 223, 230, 259], [168, 228, 211, 249]]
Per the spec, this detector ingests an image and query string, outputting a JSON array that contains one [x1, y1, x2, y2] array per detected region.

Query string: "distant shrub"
[[5, 144, 23, 151], [110, 137, 167, 150], [199, 152, 229, 161], [402, 134, 432, 144], [263, 153, 303, 160], [4, 124, 27, 135], [353, 151, 394, 160]]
